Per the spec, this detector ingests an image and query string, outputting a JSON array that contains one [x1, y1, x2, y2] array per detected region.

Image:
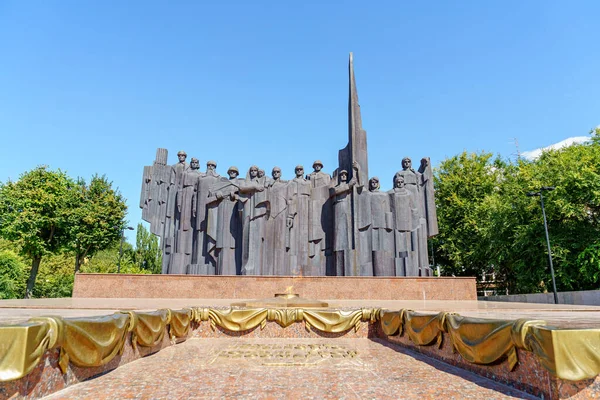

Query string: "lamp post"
[[527, 187, 558, 304], [118, 226, 135, 273]]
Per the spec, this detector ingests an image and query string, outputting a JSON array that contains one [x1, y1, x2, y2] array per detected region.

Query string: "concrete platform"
[[1, 297, 599, 328], [1, 298, 599, 399]]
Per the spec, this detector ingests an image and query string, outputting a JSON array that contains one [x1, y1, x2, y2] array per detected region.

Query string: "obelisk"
[[337, 53, 369, 276]]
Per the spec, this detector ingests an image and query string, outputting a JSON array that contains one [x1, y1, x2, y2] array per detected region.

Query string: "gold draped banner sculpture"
[[0, 307, 599, 383], [403, 311, 450, 347], [169, 308, 193, 341], [195, 307, 381, 333], [55, 313, 133, 373], [525, 325, 600, 381], [444, 315, 546, 370], [378, 309, 600, 381], [125, 309, 170, 349], [0, 319, 59, 381], [196, 307, 270, 331]]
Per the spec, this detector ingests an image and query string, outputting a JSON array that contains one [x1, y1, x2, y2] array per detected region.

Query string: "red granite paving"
[[43, 338, 538, 400]]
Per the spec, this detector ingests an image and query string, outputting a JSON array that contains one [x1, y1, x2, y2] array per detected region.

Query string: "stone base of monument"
[[72, 273, 477, 300], [0, 298, 599, 399]]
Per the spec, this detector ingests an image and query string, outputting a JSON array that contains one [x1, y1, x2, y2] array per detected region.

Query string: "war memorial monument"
[[0, 55, 599, 399], [139, 53, 438, 279]]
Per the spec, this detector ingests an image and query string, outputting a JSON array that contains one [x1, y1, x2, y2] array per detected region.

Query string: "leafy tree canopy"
[[81, 243, 151, 275], [433, 128, 600, 294], [0, 167, 78, 297], [132, 223, 162, 274], [67, 175, 127, 272], [0, 250, 27, 299], [0, 167, 128, 297]]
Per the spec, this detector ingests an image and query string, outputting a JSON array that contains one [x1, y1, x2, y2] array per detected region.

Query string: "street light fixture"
[[118, 226, 135, 273], [526, 186, 558, 304]]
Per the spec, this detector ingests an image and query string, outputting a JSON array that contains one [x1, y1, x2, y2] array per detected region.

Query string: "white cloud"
[[521, 136, 590, 160]]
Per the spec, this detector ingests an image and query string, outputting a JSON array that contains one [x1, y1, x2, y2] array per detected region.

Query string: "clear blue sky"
[[1, 1, 599, 242]]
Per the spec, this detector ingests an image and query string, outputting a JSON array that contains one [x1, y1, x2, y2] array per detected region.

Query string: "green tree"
[[0, 250, 27, 299], [0, 167, 77, 298], [432, 151, 507, 278], [577, 242, 600, 287], [133, 223, 162, 274], [68, 175, 127, 272], [33, 252, 75, 298], [81, 243, 150, 275], [0, 237, 20, 253], [518, 128, 600, 291], [474, 160, 542, 294], [433, 128, 600, 294]]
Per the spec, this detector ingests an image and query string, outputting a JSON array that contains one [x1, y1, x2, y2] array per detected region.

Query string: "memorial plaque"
[[210, 343, 361, 367]]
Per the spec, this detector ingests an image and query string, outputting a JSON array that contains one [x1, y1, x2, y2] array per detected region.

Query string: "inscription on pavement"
[[210, 343, 360, 366]]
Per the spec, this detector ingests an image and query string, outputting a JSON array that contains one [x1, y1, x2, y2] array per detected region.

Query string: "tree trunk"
[[75, 253, 81, 273], [25, 256, 42, 299], [74, 245, 91, 274]]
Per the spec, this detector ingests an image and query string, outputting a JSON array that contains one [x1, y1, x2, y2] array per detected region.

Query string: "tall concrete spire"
[[339, 52, 369, 185], [336, 53, 371, 276]]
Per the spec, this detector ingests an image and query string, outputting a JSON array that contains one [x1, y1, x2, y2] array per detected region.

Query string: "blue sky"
[[1, 1, 599, 242]]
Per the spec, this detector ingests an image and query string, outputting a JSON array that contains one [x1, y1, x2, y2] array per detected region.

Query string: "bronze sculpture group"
[[140, 152, 437, 277], [139, 54, 438, 276]]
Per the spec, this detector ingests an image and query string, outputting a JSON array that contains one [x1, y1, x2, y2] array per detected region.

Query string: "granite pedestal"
[[72, 273, 477, 300]]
